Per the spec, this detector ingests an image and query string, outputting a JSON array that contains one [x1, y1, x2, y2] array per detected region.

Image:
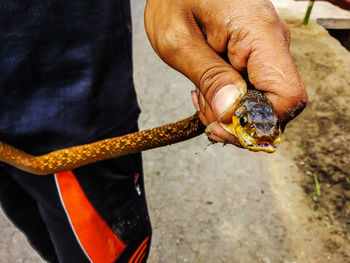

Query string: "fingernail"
[[212, 84, 244, 118], [205, 122, 214, 136], [191, 90, 200, 111]]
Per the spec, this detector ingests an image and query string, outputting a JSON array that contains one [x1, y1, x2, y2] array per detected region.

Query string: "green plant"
[[303, 0, 315, 25], [314, 173, 321, 196], [312, 173, 321, 202]]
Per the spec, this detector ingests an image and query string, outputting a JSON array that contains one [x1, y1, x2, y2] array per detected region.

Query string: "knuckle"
[[155, 24, 191, 57], [249, 0, 280, 28], [250, 2, 286, 36], [285, 27, 291, 43], [284, 22, 291, 38], [279, 18, 291, 44], [262, 14, 280, 29], [158, 29, 181, 54], [288, 84, 308, 119], [155, 30, 179, 56], [287, 77, 308, 112], [199, 66, 217, 95], [293, 78, 308, 108], [298, 88, 308, 109]]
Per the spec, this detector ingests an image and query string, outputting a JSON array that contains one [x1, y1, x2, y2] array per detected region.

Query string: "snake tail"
[[0, 114, 205, 175]]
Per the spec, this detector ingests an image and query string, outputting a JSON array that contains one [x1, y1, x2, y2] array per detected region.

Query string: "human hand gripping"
[[145, 0, 307, 147]]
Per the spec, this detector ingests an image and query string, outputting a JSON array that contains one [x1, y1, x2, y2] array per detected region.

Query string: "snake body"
[[0, 115, 205, 175], [0, 89, 282, 175]]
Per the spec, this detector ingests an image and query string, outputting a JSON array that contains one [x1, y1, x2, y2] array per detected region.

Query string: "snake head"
[[222, 89, 283, 153]]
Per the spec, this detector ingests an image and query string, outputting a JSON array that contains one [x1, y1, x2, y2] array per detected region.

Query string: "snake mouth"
[[236, 131, 278, 153], [220, 121, 282, 153]]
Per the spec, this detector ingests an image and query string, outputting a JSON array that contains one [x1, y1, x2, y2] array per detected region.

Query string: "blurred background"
[[1, 0, 349, 262]]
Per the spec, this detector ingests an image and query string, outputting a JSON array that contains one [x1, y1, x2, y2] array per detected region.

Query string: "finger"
[[191, 89, 209, 125], [193, 84, 242, 144], [246, 36, 307, 125], [227, 16, 291, 74], [205, 122, 242, 147], [198, 89, 217, 123], [191, 90, 200, 112], [226, 19, 306, 126], [278, 16, 291, 46]]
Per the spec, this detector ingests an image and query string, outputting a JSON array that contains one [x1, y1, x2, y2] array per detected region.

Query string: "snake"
[[0, 89, 282, 175]]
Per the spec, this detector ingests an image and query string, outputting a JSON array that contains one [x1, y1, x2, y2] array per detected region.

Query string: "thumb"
[[189, 44, 247, 124]]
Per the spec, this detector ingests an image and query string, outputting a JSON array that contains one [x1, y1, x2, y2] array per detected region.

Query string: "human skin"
[[144, 0, 308, 146], [326, 0, 350, 10]]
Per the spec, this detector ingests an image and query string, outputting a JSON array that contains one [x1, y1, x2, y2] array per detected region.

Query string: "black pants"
[[0, 152, 152, 263]]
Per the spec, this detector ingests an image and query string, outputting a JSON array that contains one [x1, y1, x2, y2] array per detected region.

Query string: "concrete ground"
[[1, 1, 349, 262]]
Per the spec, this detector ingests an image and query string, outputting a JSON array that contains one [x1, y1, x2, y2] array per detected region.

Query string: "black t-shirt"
[[0, 0, 140, 155]]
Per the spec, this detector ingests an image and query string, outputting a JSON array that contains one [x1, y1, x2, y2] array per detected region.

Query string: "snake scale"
[[0, 89, 282, 175]]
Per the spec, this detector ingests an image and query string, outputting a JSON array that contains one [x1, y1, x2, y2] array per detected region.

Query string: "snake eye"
[[240, 115, 248, 127], [276, 120, 280, 128]]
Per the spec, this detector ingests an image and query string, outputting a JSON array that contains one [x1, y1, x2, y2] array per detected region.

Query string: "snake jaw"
[[221, 121, 282, 153], [236, 130, 278, 153]]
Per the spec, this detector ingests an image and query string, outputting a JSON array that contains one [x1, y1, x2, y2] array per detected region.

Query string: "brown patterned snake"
[[0, 90, 282, 175]]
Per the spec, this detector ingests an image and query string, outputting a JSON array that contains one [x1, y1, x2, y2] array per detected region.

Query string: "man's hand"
[[145, 0, 307, 145]]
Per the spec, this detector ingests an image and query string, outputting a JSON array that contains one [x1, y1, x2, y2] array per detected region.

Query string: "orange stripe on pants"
[[128, 236, 149, 263], [55, 170, 126, 263]]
